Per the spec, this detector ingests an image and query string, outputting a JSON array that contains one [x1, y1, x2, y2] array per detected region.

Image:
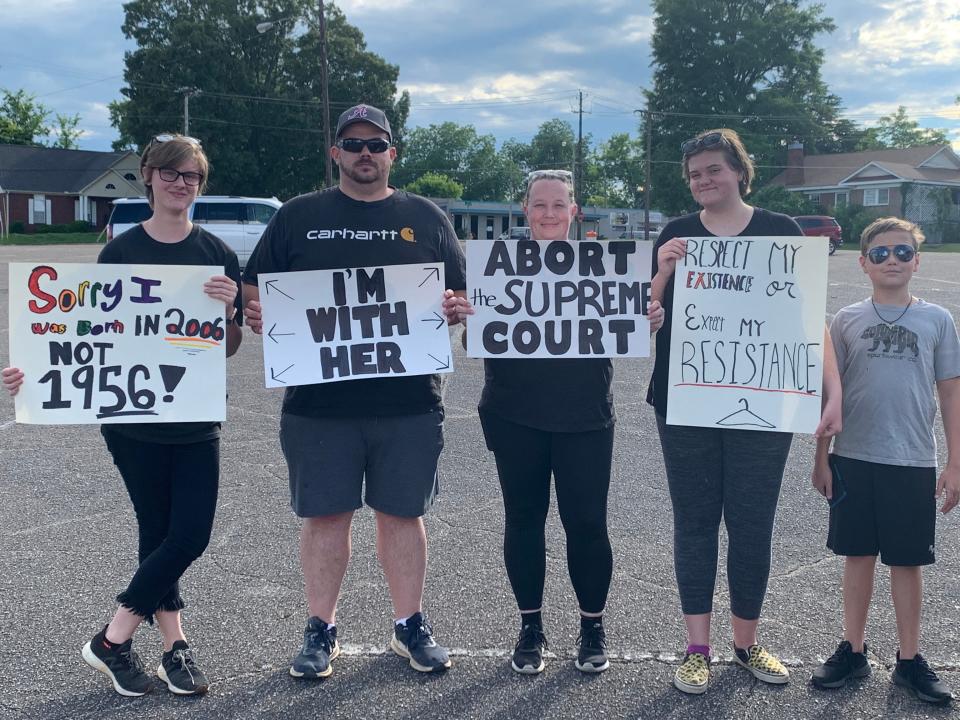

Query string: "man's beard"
[[340, 161, 383, 185]]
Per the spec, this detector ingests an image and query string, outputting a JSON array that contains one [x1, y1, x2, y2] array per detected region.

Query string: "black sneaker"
[[81, 626, 153, 697], [575, 620, 610, 673], [390, 612, 451, 672], [893, 652, 954, 705], [511, 623, 547, 674], [157, 640, 209, 695], [290, 617, 340, 679], [811, 640, 871, 689]]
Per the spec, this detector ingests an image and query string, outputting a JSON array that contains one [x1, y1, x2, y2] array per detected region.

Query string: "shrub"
[[9, 221, 25, 233]]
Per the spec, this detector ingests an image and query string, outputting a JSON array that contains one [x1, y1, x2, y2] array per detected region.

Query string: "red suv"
[[793, 215, 842, 255]]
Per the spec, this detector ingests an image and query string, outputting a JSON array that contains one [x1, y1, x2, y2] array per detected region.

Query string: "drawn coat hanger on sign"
[[716, 398, 776, 429]]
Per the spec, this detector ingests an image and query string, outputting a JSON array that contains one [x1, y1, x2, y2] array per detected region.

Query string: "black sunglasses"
[[156, 167, 204, 186], [336, 137, 391, 154], [866, 244, 916, 264], [680, 132, 726, 156]]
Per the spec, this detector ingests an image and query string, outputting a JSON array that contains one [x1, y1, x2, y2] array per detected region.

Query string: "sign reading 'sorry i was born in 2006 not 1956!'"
[[257, 263, 453, 388], [667, 235, 829, 434], [9, 262, 228, 424]]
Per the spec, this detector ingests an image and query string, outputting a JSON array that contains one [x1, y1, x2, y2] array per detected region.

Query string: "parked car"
[[497, 226, 532, 240], [793, 215, 842, 255], [107, 196, 283, 268]]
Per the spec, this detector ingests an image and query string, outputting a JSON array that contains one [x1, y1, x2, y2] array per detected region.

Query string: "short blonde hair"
[[524, 169, 575, 205], [140, 134, 209, 208], [681, 128, 755, 196], [859, 216, 925, 254]]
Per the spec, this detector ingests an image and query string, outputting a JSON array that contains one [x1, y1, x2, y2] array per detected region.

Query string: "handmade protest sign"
[[258, 263, 452, 388], [666, 236, 829, 433], [9, 262, 227, 424], [466, 239, 653, 358]]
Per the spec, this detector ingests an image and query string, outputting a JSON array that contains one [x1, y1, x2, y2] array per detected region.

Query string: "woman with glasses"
[[647, 128, 842, 694], [3, 133, 242, 697], [444, 169, 665, 675]]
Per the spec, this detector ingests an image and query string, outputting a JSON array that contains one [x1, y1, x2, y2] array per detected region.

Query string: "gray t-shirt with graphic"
[[831, 298, 960, 467]]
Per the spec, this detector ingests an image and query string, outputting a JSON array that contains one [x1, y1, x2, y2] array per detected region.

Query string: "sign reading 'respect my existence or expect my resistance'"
[[667, 236, 829, 434], [258, 263, 452, 388], [9, 262, 227, 424], [466, 239, 653, 358]]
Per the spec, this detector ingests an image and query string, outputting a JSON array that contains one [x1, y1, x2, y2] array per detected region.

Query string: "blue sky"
[[1, 0, 957, 152]]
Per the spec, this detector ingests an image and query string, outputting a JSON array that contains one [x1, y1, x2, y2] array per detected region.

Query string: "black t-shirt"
[[98, 223, 243, 444], [243, 187, 467, 418], [646, 208, 803, 417], [479, 357, 614, 433]]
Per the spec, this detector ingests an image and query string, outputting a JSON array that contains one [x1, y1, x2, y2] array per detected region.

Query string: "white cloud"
[[532, 33, 588, 55]]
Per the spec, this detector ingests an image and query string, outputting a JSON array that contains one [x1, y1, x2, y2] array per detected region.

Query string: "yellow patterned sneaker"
[[734, 644, 789, 684], [674, 652, 710, 694]]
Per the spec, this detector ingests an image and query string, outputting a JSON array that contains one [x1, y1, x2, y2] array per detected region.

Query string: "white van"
[[107, 196, 283, 268]]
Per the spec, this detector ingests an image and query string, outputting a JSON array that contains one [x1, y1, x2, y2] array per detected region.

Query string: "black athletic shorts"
[[826, 454, 936, 567]]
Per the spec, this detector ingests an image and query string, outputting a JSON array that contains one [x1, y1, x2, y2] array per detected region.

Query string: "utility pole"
[[576, 89, 583, 241], [177, 88, 200, 136], [644, 107, 653, 242], [318, 0, 333, 188]]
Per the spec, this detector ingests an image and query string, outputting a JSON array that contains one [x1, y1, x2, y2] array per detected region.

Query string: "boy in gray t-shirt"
[[810, 217, 960, 705]]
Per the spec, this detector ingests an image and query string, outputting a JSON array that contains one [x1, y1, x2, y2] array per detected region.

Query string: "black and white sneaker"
[[511, 623, 547, 674], [157, 640, 209, 695], [81, 626, 153, 697], [893, 652, 954, 705], [290, 617, 340, 679], [390, 612, 451, 672], [811, 640, 870, 689], [575, 620, 610, 673]]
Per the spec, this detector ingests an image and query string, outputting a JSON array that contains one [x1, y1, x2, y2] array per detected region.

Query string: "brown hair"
[[681, 128, 754, 196], [140, 134, 209, 208], [860, 216, 925, 254], [523, 169, 575, 205]]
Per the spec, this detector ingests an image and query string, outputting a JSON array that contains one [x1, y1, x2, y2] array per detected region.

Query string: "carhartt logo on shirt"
[[400, 227, 415, 242], [306, 228, 400, 240]]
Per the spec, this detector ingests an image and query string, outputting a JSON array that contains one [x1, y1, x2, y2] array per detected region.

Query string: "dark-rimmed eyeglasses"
[[156, 167, 204, 186], [680, 132, 726, 156], [336, 138, 391, 154], [866, 244, 916, 264]]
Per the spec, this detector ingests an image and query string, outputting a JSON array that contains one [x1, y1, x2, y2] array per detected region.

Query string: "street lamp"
[[257, 3, 333, 188]]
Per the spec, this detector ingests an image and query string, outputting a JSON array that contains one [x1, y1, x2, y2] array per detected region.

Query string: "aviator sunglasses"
[[680, 131, 727, 156], [866, 244, 916, 264], [336, 137, 391, 153]]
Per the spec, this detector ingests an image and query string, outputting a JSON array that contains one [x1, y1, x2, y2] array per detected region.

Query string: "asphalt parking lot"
[[1, 243, 958, 719]]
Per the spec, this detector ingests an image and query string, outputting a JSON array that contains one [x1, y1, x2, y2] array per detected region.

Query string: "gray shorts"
[[279, 411, 444, 518]]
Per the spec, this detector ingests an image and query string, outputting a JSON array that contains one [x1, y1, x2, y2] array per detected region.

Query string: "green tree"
[[873, 106, 949, 148], [392, 122, 522, 201], [404, 172, 463, 199], [749, 184, 815, 216], [589, 133, 645, 207], [0, 89, 51, 145], [50, 113, 83, 149], [645, 0, 849, 215], [110, 0, 409, 199]]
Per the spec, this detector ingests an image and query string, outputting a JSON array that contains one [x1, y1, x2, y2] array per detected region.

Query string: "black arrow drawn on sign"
[[419, 267, 440, 287], [264, 280, 295, 300], [428, 353, 450, 371], [421, 312, 445, 330], [270, 363, 295, 384], [267, 323, 296, 344]]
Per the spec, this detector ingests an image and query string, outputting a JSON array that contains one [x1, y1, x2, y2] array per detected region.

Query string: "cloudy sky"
[[1, 0, 957, 153]]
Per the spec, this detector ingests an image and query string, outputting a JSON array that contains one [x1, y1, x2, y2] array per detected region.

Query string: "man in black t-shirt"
[[243, 104, 466, 679]]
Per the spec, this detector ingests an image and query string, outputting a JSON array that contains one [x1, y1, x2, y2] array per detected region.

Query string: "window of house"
[[105, 183, 116, 190], [30, 195, 47, 224], [124, 173, 137, 181], [807, 193, 820, 205], [835, 192, 849, 209], [863, 188, 889, 206]]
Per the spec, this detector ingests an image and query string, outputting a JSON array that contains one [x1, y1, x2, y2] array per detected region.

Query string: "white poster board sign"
[[258, 263, 452, 388], [466, 239, 653, 358], [666, 236, 829, 433], [9, 262, 226, 424]]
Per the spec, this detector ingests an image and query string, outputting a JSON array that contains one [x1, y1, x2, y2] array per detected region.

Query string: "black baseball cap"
[[335, 104, 392, 142]]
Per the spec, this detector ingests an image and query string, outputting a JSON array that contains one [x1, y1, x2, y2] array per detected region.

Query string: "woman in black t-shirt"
[[3, 134, 242, 697], [647, 129, 841, 695], [444, 170, 665, 676]]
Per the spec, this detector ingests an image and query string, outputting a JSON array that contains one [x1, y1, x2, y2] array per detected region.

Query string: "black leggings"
[[102, 431, 219, 620], [655, 415, 792, 620], [480, 411, 614, 615]]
